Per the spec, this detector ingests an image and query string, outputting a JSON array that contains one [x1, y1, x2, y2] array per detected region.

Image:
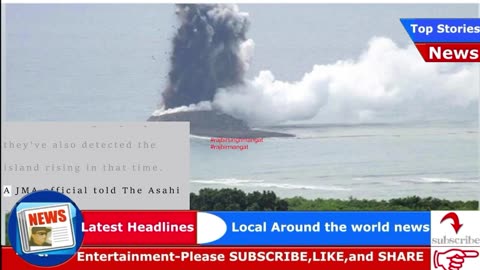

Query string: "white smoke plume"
[[152, 101, 212, 116], [213, 37, 479, 126]]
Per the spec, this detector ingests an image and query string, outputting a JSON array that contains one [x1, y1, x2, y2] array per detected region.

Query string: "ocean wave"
[[190, 135, 211, 140], [405, 177, 479, 184], [193, 178, 264, 184], [192, 178, 351, 191], [354, 171, 476, 179], [295, 134, 387, 140]]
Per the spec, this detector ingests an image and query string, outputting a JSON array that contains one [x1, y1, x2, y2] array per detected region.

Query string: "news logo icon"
[[17, 203, 76, 253], [7, 191, 84, 267]]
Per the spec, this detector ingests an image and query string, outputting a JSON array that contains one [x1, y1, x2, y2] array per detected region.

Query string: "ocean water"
[[191, 122, 479, 200], [4, 4, 479, 200]]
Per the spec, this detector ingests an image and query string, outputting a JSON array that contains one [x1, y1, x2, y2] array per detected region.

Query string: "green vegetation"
[[190, 188, 288, 211], [191, 188, 479, 211], [287, 196, 478, 211]]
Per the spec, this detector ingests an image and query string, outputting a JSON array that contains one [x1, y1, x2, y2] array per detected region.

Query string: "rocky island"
[[147, 110, 294, 138]]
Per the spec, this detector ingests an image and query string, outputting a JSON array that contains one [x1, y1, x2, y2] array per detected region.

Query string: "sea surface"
[[4, 4, 479, 200], [191, 121, 479, 200]]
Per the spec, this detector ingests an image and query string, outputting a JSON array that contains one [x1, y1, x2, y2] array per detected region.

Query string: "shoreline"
[[190, 188, 479, 211]]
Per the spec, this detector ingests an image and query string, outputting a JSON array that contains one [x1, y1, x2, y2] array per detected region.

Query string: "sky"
[[3, 4, 479, 124]]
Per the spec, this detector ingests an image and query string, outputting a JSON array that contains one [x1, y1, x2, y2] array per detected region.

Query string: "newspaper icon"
[[16, 203, 76, 253]]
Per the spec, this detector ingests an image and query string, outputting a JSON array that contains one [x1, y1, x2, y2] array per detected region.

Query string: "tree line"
[[191, 188, 478, 211]]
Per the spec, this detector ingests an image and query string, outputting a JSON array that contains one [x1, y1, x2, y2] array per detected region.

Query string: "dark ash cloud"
[[161, 4, 250, 109]]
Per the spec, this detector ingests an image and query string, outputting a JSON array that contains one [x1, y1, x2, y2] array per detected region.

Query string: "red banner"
[[415, 43, 480, 62], [2, 246, 430, 270]]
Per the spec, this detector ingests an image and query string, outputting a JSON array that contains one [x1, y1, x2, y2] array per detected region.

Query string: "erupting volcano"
[[147, 4, 293, 138]]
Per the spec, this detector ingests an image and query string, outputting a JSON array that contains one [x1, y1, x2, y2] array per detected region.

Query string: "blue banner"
[[205, 211, 430, 245], [400, 18, 480, 43]]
